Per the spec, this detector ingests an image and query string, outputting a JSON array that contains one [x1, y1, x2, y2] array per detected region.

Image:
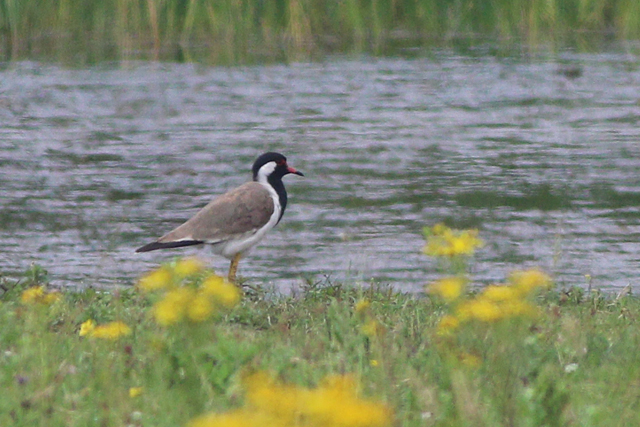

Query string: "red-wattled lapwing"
[[136, 152, 303, 283]]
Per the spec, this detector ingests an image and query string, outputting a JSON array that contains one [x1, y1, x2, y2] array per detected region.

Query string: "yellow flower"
[[173, 257, 205, 278], [244, 372, 302, 422], [431, 223, 448, 235], [456, 298, 503, 322], [188, 409, 277, 427], [237, 372, 392, 427], [499, 299, 539, 318], [20, 286, 61, 305], [138, 267, 172, 292], [79, 319, 96, 337], [186, 291, 216, 322], [354, 299, 371, 315], [152, 287, 194, 326], [509, 269, 552, 295], [303, 374, 393, 427], [370, 359, 379, 367], [80, 320, 131, 339], [481, 285, 518, 302], [423, 224, 483, 257], [444, 229, 482, 256], [129, 387, 144, 398], [360, 318, 384, 337], [41, 292, 62, 304], [151, 277, 238, 326], [201, 275, 241, 309], [427, 276, 466, 302], [21, 286, 45, 303], [436, 314, 460, 335], [455, 291, 541, 324], [89, 321, 132, 339]]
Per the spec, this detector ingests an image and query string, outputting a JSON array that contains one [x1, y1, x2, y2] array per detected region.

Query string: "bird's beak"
[[287, 166, 304, 176]]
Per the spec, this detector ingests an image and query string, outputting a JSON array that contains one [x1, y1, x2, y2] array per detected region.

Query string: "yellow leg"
[[227, 253, 242, 284]]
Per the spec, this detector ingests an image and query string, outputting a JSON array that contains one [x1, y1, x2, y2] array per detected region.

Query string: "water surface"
[[2, 52, 640, 292]]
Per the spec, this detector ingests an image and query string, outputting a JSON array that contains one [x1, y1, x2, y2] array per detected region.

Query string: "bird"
[[136, 152, 303, 283]]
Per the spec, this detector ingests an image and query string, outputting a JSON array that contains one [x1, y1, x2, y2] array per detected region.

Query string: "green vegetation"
[[1, 0, 640, 64], [2, 256, 640, 426]]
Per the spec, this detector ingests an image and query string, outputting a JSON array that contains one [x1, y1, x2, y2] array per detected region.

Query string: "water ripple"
[[1, 53, 640, 292]]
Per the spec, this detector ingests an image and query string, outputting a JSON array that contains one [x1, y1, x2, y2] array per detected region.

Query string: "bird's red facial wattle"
[[277, 158, 303, 176], [275, 157, 303, 177], [287, 165, 304, 176]]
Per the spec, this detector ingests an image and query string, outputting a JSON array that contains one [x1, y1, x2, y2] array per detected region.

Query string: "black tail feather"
[[135, 240, 204, 253]]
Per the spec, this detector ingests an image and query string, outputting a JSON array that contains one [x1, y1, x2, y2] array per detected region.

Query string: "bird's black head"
[[252, 152, 304, 182], [252, 152, 303, 223]]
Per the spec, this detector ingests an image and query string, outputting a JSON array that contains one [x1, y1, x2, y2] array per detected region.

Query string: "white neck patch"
[[256, 161, 277, 185]]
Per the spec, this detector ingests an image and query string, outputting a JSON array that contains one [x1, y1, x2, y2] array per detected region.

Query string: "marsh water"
[[2, 49, 640, 293]]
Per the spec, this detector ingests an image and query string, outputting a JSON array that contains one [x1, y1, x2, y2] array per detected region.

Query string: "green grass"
[[2, 0, 640, 64], [2, 264, 640, 426]]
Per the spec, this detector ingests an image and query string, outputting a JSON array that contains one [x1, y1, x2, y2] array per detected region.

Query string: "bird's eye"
[[276, 159, 286, 166]]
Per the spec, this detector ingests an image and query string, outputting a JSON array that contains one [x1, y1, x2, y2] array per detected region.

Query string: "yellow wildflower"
[[41, 292, 62, 304], [244, 372, 302, 422], [423, 224, 483, 257], [150, 275, 238, 326], [499, 299, 539, 318], [173, 257, 205, 278], [454, 291, 540, 324], [89, 321, 132, 339], [370, 359, 379, 367], [188, 409, 277, 427], [436, 314, 460, 335], [129, 387, 144, 398], [201, 275, 241, 309], [21, 286, 45, 303], [80, 320, 131, 339], [152, 298, 182, 326], [456, 298, 503, 322], [186, 291, 216, 322], [427, 276, 466, 302], [79, 319, 96, 337], [431, 223, 448, 235], [354, 299, 371, 315], [361, 318, 384, 338], [238, 372, 392, 427], [481, 284, 519, 302], [451, 230, 482, 256], [137, 267, 172, 292], [509, 269, 552, 295], [20, 286, 61, 305], [152, 287, 194, 326], [304, 374, 393, 427]]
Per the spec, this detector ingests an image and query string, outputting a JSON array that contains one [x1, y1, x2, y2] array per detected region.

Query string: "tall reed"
[[0, 0, 639, 64]]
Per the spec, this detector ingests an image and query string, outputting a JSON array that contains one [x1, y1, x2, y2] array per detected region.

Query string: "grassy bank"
[[2, 0, 640, 64], [1, 259, 640, 426]]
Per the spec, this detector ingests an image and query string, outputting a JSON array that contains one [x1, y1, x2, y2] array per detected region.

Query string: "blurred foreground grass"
[[2, 256, 640, 426], [3, 0, 640, 64]]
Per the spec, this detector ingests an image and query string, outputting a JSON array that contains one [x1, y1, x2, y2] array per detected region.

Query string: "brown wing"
[[156, 182, 274, 244]]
